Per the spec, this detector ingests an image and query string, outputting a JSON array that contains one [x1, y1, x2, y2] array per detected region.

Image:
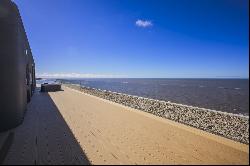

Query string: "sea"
[[39, 78, 249, 116]]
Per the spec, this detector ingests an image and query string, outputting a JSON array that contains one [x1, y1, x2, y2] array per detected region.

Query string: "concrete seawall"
[[64, 83, 249, 144]]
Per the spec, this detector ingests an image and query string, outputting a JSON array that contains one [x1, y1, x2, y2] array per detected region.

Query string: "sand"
[[47, 86, 249, 165]]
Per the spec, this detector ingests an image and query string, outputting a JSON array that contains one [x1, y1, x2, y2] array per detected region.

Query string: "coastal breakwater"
[[64, 84, 249, 144]]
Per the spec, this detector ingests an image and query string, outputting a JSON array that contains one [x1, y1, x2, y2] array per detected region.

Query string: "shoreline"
[[61, 82, 249, 118], [87, 85, 249, 118], [55, 78, 249, 117], [63, 83, 249, 144]]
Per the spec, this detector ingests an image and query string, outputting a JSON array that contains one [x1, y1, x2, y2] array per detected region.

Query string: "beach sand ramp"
[[47, 86, 249, 165], [1, 89, 90, 165]]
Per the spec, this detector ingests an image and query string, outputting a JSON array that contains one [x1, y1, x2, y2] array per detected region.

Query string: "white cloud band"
[[135, 19, 153, 28], [36, 73, 127, 78]]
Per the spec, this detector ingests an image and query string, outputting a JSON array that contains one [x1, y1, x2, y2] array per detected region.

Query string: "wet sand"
[[48, 86, 249, 165]]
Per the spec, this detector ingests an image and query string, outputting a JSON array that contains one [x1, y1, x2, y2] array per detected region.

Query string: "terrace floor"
[[0, 88, 90, 165], [0, 86, 248, 165]]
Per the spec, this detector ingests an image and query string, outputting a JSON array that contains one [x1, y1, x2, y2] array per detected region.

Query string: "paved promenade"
[[0, 86, 248, 165]]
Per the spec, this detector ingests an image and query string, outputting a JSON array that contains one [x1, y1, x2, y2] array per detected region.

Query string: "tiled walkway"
[[0, 90, 90, 165]]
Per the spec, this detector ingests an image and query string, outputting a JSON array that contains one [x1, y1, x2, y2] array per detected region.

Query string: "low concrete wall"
[[41, 84, 61, 92], [64, 84, 249, 144]]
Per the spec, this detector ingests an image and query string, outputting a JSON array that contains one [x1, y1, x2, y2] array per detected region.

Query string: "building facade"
[[0, 0, 36, 131]]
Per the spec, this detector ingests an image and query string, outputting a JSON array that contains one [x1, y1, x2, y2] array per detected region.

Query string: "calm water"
[[57, 78, 249, 116]]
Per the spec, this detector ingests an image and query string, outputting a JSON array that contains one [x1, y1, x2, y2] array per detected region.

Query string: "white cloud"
[[135, 19, 153, 28], [36, 72, 127, 78]]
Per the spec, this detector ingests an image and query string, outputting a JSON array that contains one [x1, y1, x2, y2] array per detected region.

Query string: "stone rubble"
[[64, 84, 249, 144]]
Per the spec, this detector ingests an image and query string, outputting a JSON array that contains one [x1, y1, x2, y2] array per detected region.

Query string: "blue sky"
[[14, 0, 249, 78]]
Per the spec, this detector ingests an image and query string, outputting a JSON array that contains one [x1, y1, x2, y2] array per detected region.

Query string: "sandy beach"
[[49, 86, 249, 165]]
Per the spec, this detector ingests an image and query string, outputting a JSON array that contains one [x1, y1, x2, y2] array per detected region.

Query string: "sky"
[[13, 0, 249, 78]]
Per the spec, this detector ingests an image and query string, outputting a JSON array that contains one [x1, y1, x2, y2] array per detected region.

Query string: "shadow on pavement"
[[1, 89, 91, 165]]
